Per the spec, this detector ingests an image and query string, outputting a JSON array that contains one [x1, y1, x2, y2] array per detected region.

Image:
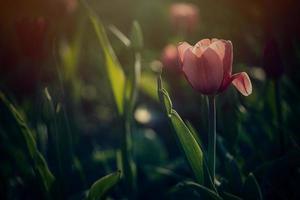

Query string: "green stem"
[[274, 80, 285, 154], [208, 95, 216, 184], [120, 51, 140, 200], [120, 113, 137, 200]]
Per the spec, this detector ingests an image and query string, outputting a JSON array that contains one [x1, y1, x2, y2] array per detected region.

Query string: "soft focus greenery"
[[0, 0, 299, 199]]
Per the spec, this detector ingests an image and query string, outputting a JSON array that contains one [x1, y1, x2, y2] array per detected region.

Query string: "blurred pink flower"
[[15, 17, 47, 60], [177, 39, 252, 96], [161, 44, 180, 72], [169, 3, 199, 34], [63, 0, 78, 14]]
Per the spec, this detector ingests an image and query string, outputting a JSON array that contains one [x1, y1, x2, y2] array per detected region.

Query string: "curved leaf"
[[87, 171, 121, 200], [171, 181, 223, 200], [109, 25, 131, 47], [88, 11, 125, 115], [130, 20, 143, 50], [157, 76, 204, 184], [222, 192, 243, 200], [217, 136, 243, 194], [140, 72, 159, 101], [243, 173, 263, 200], [186, 121, 204, 150], [0, 92, 55, 192]]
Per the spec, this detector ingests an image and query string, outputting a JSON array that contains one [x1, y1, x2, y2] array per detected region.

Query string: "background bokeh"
[[0, 0, 300, 199]]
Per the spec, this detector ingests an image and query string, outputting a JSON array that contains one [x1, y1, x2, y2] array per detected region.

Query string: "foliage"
[[0, 0, 299, 200]]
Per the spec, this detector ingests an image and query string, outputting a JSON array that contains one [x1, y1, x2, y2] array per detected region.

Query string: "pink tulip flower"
[[63, 0, 78, 14], [177, 39, 252, 96], [15, 17, 47, 60], [169, 3, 199, 34], [161, 44, 180, 72]]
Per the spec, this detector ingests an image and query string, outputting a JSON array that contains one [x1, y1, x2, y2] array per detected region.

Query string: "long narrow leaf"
[[170, 181, 222, 200], [222, 192, 243, 200], [88, 10, 126, 115], [243, 173, 263, 200], [157, 76, 204, 184], [87, 171, 121, 200], [140, 72, 159, 101], [109, 25, 131, 47], [186, 121, 204, 149], [130, 20, 143, 50], [0, 92, 55, 192]]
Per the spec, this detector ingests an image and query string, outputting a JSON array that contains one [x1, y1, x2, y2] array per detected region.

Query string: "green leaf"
[[222, 192, 243, 200], [186, 121, 204, 149], [88, 10, 126, 115], [130, 20, 143, 50], [171, 181, 223, 200], [124, 52, 142, 117], [87, 171, 121, 200], [60, 16, 85, 81], [0, 92, 55, 192], [109, 25, 131, 47], [157, 76, 204, 184], [243, 173, 263, 200], [226, 156, 243, 194], [140, 72, 159, 101], [217, 136, 243, 194], [169, 110, 204, 184], [160, 88, 173, 114], [35, 152, 56, 191]]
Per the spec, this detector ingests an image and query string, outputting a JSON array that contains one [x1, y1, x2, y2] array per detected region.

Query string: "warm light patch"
[[134, 106, 152, 124]]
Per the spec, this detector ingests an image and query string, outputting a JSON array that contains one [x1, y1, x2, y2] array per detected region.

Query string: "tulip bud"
[[15, 17, 47, 60], [177, 39, 252, 96], [263, 38, 284, 79], [169, 3, 199, 34], [161, 44, 180, 72], [64, 0, 78, 14]]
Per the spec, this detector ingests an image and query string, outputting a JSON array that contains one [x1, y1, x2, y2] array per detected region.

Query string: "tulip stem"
[[208, 95, 216, 184]]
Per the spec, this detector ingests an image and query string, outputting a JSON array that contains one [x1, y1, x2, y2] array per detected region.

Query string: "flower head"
[[15, 17, 47, 60], [177, 39, 252, 96], [63, 0, 78, 14], [170, 3, 199, 34], [161, 44, 180, 72]]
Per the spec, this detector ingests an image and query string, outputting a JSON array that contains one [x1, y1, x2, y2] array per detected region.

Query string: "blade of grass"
[[87, 8, 126, 115], [43, 87, 63, 182], [243, 173, 263, 200], [140, 72, 159, 101], [0, 92, 55, 193], [120, 21, 143, 198], [130, 20, 143, 51], [109, 25, 131, 47]]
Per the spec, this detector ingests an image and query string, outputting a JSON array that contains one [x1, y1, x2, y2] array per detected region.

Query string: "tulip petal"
[[210, 40, 233, 75], [222, 40, 233, 76], [231, 72, 252, 96], [178, 42, 192, 65], [196, 38, 211, 47], [182, 48, 223, 94], [193, 39, 212, 57], [211, 38, 219, 43], [209, 40, 226, 60], [192, 43, 205, 57], [215, 40, 233, 92]]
